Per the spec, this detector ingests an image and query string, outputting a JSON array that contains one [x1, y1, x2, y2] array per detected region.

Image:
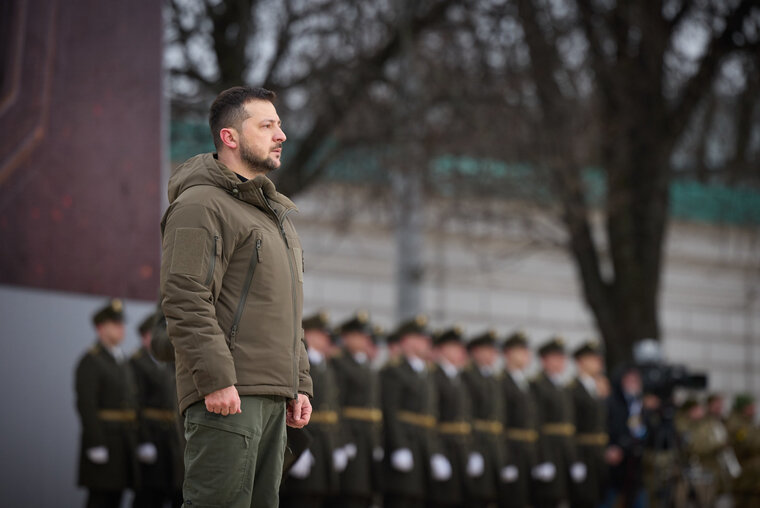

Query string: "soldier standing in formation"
[[130, 312, 184, 508], [429, 326, 473, 508], [331, 311, 384, 508], [727, 395, 760, 508], [461, 330, 505, 508], [531, 337, 582, 508], [569, 341, 608, 508], [281, 312, 345, 508], [75, 299, 139, 508], [380, 315, 451, 508], [499, 332, 537, 508]]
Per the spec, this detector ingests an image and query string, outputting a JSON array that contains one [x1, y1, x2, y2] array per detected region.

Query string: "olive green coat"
[[569, 377, 607, 508], [160, 153, 312, 414], [331, 351, 383, 499], [281, 357, 341, 498], [129, 347, 184, 492], [500, 372, 538, 508], [461, 365, 505, 503], [380, 359, 441, 500], [75, 342, 139, 491], [531, 373, 577, 505], [430, 365, 472, 506]]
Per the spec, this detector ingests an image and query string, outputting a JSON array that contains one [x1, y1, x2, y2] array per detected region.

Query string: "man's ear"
[[219, 127, 238, 150]]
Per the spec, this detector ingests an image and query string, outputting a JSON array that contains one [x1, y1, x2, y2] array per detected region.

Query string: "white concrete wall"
[[295, 186, 760, 397]]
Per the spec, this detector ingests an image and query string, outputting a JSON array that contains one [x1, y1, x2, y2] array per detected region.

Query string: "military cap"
[[467, 329, 498, 351], [303, 310, 331, 332], [92, 299, 124, 326], [393, 314, 431, 340], [706, 393, 723, 405], [573, 339, 603, 359], [681, 398, 699, 412], [538, 336, 566, 357], [734, 394, 755, 412], [503, 330, 529, 350], [434, 325, 465, 347], [338, 310, 372, 335], [137, 312, 156, 336], [371, 324, 385, 344]]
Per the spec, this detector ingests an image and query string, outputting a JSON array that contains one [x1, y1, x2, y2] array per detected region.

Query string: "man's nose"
[[274, 127, 286, 142]]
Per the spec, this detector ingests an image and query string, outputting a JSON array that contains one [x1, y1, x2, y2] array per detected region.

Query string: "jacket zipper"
[[229, 237, 261, 351], [259, 189, 300, 398], [204, 235, 219, 286]]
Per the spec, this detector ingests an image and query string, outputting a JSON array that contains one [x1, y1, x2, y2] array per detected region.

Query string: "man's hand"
[[205, 385, 241, 416], [286, 393, 312, 428]]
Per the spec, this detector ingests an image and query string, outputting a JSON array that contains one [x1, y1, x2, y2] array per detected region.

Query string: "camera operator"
[[600, 365, 648, 508]]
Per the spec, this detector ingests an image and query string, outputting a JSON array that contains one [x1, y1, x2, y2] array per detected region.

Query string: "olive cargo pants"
[[183, 395, 287, 507]]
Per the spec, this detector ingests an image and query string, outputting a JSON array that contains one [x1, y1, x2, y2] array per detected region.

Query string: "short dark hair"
[[208, 86, 277, 150]]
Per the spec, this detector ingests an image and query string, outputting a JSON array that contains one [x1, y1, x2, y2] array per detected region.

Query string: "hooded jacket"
[[160, 153, 312, 414]]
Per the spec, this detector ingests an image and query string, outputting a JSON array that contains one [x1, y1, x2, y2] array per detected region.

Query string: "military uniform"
[[727, 396, 760, 508], [569, 341, 608, 508], [499, 332, 538, 508], [380, 315, 443, 508], [281, 312, 342, 508], [530, 337, 577, 508], [331, 313, 383, 508], [130, 313, 183, 508], [75, 300, 139, 508], [429, 327, 472, 508], [461, 330, 505, 507]]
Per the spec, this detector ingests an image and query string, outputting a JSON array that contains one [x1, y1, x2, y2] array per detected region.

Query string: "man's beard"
[[240, 139, 280, 174]]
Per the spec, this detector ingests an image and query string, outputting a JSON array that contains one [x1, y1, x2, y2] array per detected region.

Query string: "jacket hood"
[[168, 153, 297, 214]]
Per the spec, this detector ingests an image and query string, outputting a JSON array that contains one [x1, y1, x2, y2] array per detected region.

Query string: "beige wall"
[[294, 185, 760, 397]]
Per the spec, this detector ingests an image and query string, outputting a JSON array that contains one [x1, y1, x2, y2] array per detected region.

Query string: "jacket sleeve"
[[149, 303, 175, 363], [160, 203, 235, 397], [75, 355, 106, 449], [297, 331, 313, 398]]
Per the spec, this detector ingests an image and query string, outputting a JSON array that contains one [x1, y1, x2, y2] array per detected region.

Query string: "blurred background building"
[[1, 0, 759, 506]]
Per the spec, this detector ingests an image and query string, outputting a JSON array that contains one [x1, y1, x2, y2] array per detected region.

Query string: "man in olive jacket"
[[160, 86, 313, 508]]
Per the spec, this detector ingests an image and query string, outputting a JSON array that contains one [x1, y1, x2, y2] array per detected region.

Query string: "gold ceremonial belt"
[[438, 421, 472, 435], [541, 423, 576, 436], [142, 408, 177, 422], [506, 428, 539, 442], [343, 407, 383, 422], [576, 432, 609, 446], [309, 411, 339, 424], [98, 409, 137, 422], [473, 419, 504, 434], [397, 410, 436, 428]]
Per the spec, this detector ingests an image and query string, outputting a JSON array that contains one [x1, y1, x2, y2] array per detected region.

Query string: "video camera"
[[633, 339, 708, 399]]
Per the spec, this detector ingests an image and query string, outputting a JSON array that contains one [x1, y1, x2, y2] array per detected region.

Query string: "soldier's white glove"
[[532, 462, 556, 482], [137, 443, 158, 464], [501, 465, 519, 483], [466, 452, 485, 478], [333, 447, 349, 472], [570, 462, 587, 483], [289, 449, 314, 479], [344, 443, 358, 460], [430, 454, 452, 481], [391, 448, 414, 472], [86, 446, 109, 464], [373, 446, 385, 462]]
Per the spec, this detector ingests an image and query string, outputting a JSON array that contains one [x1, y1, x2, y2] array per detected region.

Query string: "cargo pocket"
[[183, 409, 254, 507]]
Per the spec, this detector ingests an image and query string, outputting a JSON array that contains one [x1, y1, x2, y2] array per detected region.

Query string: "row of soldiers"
[[283, 311, 610, 508], [74, 300, 183, 508], [75, 300, 760, 508]]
